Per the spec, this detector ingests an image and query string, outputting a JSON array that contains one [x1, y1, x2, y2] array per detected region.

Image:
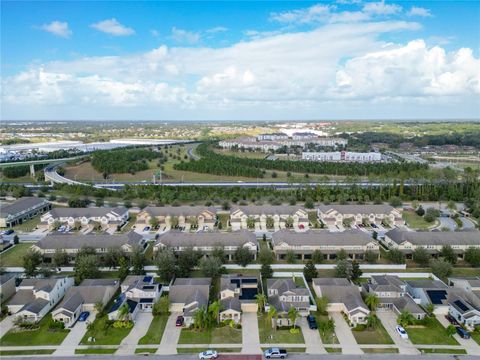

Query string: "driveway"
[[156, 312, 182, 355], [376, 312, 419, 355], [298, 317, 326, 354], [328, 312, 362, 354], [54, 313, 96, 356], [117, 312, 153, 355], [242, 312, 261, 354], [436, 314, 480, 355], [0, 316, 16, 338]]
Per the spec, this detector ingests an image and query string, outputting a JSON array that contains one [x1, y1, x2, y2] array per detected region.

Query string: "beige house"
[[313, 278, 370, 326], [267, 278, 310, 327], [318, 204, 404, 227], [31, 232, 145, 262], [169, 278, 211, 327], [0, 197, 51, 228], [230, 206, 310, 232], [52, 279, 119, 327], [384, 229, 480, 259], [219, 275, 259, 323], [39, 207, 129, 231], [153, 230, 258, 261], [136, 206, 217, 231], [271, 229, 379, 261]]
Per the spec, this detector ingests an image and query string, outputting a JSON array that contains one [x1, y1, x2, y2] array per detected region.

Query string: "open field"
[[0, 243, 34, 267], [178, 325, 242, 344], [402, 210, 437, 230]]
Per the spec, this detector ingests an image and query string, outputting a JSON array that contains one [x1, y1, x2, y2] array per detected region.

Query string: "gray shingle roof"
[[369, 275, 406, 293], [405, 279, 448, 289], [267, 278, 309, 296], [57, 281, 119, 312], [143, 206, 216, 217], [35, 231, 143, 250], [385, 229, 480, 246], [155, 230, 257, 248], [318, 204, 397, 215], [220, 296, 242, 312], [19, 298, 49, 314], [173, 278, 211, 286], [272, 229, 374, 246], [313, 278, 351, 286], [47, 207, 127, 218], [232, 205, 307, 216], [314, 278, 368, 312], [169, 278, 211, 315], [0, 197, 49, 217]]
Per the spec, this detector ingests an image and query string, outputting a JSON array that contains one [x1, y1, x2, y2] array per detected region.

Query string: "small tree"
[[118, 256, 130, 281], [336, 249, 348, 261], [153, 296, 170, 316], [425, 303, 435, 316], [199, 257, 224, 278], [267, 306, 277, 331], [212, 247, 226, 263], [312, 250, 324, 264], [440, 245, 457, 265], [446, 324, 457, 337], [23, 250, 42, 277], [285, 250, 296, 264], [388, 249, 406, 264], [261, 263, 273, 279], [246, 217, 256, 229], [155, 248, 177, 282], [149, 217, 160, 230], [255, 293, 267, 313], [389, 197, 402, 207], [430, 259, 453, 280], [285, 216, 294, 228], [413, 247, 430, 267], [266, 217, 275, 229], [53, 249, 69, 267], [364, 250, 378, 264], [303, 260, 318, 282], [131, 246, 146, 275], [335, 259, 351, 279], [365, 293, 379, 311], [316, 296, 329, 315], [75, 254, 100, 284], [465, 247, 480, 267], [177, 247, 202, 277], [234, 247, 253, 267], [288, 306, 300, 329], [351, 260, 362, 282], [416, 205, 425, 216], [366, 314, 379, 330], [397, 310, 415, 327]]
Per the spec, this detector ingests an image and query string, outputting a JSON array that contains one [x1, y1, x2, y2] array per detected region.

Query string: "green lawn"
[[178, 325, 242, 344], [0, 243, 34, 267], [325, 347, 342, 353], [402, 210, 436, 230], [361, 348, 399, 353], [135, 348, 157, 354], [80, 316, 133, 345], [75, 348, 118, 354], [316, 314, 339, 344], [11, 217, 42, 232], [406, 318, 459, 345], [0, 316, 70, 346], [352, 322, 394, 345], [177, 347, 242, 354], [419, 348, 467, 354], [138, 315, 168, 344], [258, 314, 305, 344], [0, 350, 55, 356], [472, 331, 480, 345]]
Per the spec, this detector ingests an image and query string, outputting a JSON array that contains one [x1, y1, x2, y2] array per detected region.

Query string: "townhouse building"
[[0, 197, 51, 228], [136, 206, 217, 231], [302, 151, 381, 162], [318, 204, 404, 227]]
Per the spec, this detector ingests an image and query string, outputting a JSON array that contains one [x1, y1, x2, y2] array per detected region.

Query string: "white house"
[[317, 204, 404, 227], [230, 206, 310, 232]]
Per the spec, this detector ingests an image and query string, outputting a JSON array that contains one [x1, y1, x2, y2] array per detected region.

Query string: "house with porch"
[[317, 204, 404, 228], [52, 279, 119, 328], [219, 275, 259, 323], [136, 206, 217, 231], [271, 229, 379, 261], [230, 206, 310, 232], [8, 276, 74, 323], [169, 278, 211, 327], [313, 278, 370, 326]]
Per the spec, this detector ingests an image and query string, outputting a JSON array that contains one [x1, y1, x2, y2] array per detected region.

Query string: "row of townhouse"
[[0, 197, 51, 228], [302, 151, 382, 163], [384, 229, 480, 259], [136, 206, 217, 231], [317, 204, 404, 227], [39, 207, 129, 231]]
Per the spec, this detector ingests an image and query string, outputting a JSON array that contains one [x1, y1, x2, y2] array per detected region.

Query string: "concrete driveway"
[[376, 312, 419, 355], [328, 312, 362, 354], [242, 312, 261, 354], [298, 317, 326, 354], [117, 312, 153, 355], [54, 313, 96, 356], [0, 316, 16, 338], [435, 314, 480, 355], [157, 312, 182, 355]]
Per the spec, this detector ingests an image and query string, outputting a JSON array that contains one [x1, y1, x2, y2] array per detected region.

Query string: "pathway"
[[241, 312, 261, 354], [298, 317, 326, 354], [436, 314, 480, 356], [116, 312, 153, 355], [0, 316, 16, 338], [156, 312, 182, 355], [328, 312, 363, 354], [376, 312, 419, 355], [54, 314, 96, 356]]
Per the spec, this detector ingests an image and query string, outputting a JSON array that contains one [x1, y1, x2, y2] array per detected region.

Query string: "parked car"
[[307, 315, 318, 329], [445, 314, 458, 326], [396, 325, 408, 339], [456, 327, 471, 339], [1, 229, 14, 235], [143, 226, 151, 232], [198, 350, 218, 359], [371, 223, 378, 228], [264, 348, 288, 359], [78, 311, 90, 322], [176, 315, 184, 327]]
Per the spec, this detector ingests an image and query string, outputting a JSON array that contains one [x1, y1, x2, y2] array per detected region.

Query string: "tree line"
[[91, 148, 160, 177]]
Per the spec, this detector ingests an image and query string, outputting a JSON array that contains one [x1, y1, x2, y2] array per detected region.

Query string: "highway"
[[0, 156, 84, 168]]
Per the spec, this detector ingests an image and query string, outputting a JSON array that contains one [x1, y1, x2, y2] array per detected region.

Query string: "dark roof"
[[0, 197, 49, 217], [47, 207, 127, 218], [272, 229, 375, 246], [318, 204, 397, 215], [35, 232, 143, 250], [385, 228, 480, 246], [155, 230, 257, 248], [19, 298, 49, 314], [231, 205, 307, 216], [143, 206, 216, 217]]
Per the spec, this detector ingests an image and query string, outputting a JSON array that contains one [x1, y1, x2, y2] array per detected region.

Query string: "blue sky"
[[1, 1, 479, 121]]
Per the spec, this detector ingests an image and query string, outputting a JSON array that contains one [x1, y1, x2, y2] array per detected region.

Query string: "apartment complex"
[[0, 197, 51, 228], [318, 204, 404, 227], [136, 206, 217, 231], [302, 151, 381, 162]]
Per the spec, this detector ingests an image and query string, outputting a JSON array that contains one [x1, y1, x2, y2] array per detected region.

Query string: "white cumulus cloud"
[[171, 27, 201, 44], [39, 21, 72, 38], [407, 6, 432, 17], [90, 18, 135, 36]]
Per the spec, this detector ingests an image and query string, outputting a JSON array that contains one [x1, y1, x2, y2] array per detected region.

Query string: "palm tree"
[[118, 302, 130, 322], [365, 293, 380, 312], [94, 301, 104, 315], [397, 310, 415, 327], [287, 306, 300, 329], [193, 306, 208, 330], [208, 300, 222, 325], [255, 294, 267, 313], [267, 306, 277, 331], [365, 314, 379, 330]]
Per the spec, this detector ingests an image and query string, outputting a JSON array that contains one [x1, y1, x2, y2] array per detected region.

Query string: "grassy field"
[[80, 316, 133, 345], [406, 318, 459, 345], [138, 315, 168, 344], [402, 210, 437, 230], [0, 317, 70, 346], [75, 348, 118, 354], [0, 350, 55, 356], [11, 217, 42, 232], [258, 314, 305, 344], [0, 243, 33, 267], [178, 325, 242, 344], [352, 322, 394, 345]]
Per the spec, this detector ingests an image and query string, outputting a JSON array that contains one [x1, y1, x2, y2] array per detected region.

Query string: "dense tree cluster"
[[91, 148, 160, 177], [2, 164, 43, 178], [174, 143, 429, 178]]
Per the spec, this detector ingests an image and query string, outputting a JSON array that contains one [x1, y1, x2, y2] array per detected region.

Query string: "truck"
[[264, 348, 288, 359]]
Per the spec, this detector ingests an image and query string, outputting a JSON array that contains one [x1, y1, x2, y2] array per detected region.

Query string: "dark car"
[[307, 315, 318, 329], [2, 229, 14, 235], [456, 327, 471, 339], [445, 315, 458, 326], [78, 311, 90, 322], [176, 315, 184, 327]]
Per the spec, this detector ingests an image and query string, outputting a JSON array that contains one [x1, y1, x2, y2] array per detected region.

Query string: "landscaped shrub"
[[113, 320, 133, 329]]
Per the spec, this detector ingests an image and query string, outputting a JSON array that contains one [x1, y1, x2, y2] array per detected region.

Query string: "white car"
[[198, 350, 218, 359], [396, 325, 408, 339]]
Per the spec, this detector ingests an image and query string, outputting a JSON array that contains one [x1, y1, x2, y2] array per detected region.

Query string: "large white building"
[[302, 151, 381, 162]]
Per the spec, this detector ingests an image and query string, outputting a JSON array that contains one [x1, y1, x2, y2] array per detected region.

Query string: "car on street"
[[176, 315, 184, 327], [264, 348, 288, 359], [371, 223, 378, 228], [456, 327, 471, 339], [396, 325, 408, 339], [78, 311, 90, 322], [1, 229, 14, 235], [307, 315, 318, 329], [198, 350, 218, 359]]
